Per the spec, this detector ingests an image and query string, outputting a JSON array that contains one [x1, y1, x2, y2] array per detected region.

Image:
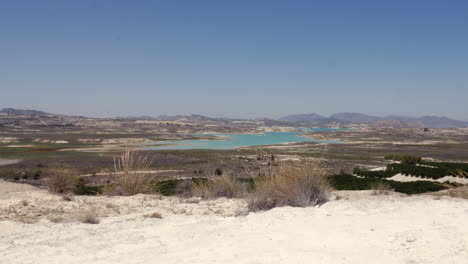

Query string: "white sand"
[[0, 181, 467, 264]]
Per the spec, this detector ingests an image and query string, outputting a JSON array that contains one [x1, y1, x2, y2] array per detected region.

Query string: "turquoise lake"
[[144, 128, 344, 150]]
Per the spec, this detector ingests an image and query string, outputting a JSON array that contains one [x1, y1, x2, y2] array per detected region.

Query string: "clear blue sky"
[[1, 0, 467, 120]]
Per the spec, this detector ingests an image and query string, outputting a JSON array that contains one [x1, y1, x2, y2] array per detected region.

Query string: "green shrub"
[[389, 181, 446, 194], [329, 174, 447, 195], [353, 168, 394, 178], [154, 179, 185, 196], [384, 154, 421, 164], [153, 178, 209, 196], [354, 161, 468, 180], [73, 178, 102, 195]]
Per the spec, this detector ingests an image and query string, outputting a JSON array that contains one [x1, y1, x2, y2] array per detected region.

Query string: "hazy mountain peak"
[[279, 113, 326, 122], [0, 108, 51, 116], [280, 112, 468, 128]]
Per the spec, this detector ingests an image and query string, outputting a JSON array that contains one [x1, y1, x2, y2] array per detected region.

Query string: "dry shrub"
[[18, 216, 38, 224], [80, 208, 100, 224], [101, 184, 123, 196], [46, 166, 79, 194], [48, 215, 65, 223], [114, 149, 153, 196], [62, 195, 73, 201], [370, 181, 393, 195], [447, 186, 468, 199], [191, 175, 248, 199], [248, 161, 330, 212], [145, 212, 163, 219]]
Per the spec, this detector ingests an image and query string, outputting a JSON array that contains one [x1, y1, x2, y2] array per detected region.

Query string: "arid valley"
[[1, 109, 467, 263]]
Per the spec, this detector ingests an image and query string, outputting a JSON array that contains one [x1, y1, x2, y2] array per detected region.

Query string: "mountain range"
[[279, 112, 468, 128], [1, 108, 467, 128]]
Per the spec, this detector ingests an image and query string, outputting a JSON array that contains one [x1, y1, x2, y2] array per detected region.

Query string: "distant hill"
[[398, 116, 468, 129], [368, 120, 421, 129], [279, 112, 468, 128], [279, 113, 327, 123], [155, 114, 216, 123], [0, 108, 51, 116], [329, 112, 381, 123], [378, 115, 468, 128]]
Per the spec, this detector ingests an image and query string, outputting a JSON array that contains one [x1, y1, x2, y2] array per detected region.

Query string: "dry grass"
[[248, 161, 330, 212], [191, 175, 248, 199], [452, 169, 468, 178], [46, 166, 79, 194], [114, 148, 154, 196], [370, 181, 393, 195]]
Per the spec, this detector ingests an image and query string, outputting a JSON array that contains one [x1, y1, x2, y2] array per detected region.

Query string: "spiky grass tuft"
[[114, 148, 154, 196]]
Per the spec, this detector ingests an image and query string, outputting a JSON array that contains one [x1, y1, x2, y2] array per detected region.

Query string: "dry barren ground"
[[0, 180, 467, 264]]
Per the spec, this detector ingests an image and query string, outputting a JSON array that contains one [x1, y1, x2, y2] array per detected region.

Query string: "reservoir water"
[[144, 128, 344, 150]]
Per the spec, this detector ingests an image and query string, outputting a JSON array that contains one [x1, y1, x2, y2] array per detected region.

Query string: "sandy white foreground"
[[0, 181, 467, 264]]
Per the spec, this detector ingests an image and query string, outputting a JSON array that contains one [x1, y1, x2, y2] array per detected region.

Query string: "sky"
[[1, 0, 467, 120]]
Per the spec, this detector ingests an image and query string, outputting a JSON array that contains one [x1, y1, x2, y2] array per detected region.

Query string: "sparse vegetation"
[[191, 174, 247, 199]]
